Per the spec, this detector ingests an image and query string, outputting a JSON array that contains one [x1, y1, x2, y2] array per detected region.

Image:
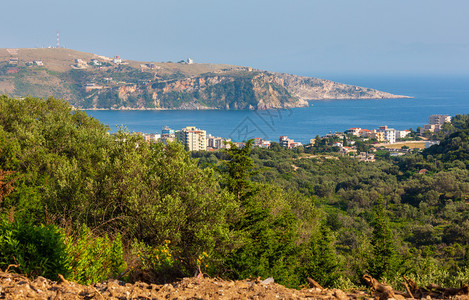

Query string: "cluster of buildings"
[[343, 114, 451, 144], [140, 126, 306, 152], [344, 126, 411, 144], [8, 56, 44, 68], [141, 126, 232, 151], [138, 114, 451, 154], [8, 57, 44, 73], [6, 53, 125, 71]]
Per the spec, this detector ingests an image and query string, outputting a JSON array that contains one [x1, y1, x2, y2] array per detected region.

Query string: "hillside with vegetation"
[[0, 48, 408, 110], [0, 96, 468, 298]]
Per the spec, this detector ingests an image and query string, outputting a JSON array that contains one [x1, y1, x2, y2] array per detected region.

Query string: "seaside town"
[[139, 114, 451, 161]]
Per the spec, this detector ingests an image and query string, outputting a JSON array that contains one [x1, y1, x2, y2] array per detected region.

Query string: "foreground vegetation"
[[0, 95, 468, 289]]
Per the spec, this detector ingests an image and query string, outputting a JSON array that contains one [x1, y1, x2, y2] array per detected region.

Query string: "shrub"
[[66, 224, 126, 284], [0, 219, 69, 280], [131, 239, 187, 283], [133, 240, 176, 272]]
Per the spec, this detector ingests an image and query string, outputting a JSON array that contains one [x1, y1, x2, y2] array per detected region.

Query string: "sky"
[[2, 0, 469, 77]]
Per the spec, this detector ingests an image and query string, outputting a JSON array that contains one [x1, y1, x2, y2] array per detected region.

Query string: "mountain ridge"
[[0, 48, 410, 110]]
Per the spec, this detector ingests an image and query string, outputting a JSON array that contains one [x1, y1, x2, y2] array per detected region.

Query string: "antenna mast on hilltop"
[[56, 31, 60, 48]]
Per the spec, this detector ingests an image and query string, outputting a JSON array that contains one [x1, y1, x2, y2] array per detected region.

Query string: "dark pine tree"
[[369, 197, 400, 280]]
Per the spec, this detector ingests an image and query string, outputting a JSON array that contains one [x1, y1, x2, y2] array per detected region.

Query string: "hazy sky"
[[2, 0, 468, 76]]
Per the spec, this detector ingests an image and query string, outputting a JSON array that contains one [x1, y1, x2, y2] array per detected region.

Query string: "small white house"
[[398, 130, 411, 139]]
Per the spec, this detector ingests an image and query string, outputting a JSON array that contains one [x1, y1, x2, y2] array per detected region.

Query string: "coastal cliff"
[[0, 48, 409, 110]]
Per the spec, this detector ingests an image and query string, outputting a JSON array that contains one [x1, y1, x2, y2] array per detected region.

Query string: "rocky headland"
[[0, 48, 409, 110]]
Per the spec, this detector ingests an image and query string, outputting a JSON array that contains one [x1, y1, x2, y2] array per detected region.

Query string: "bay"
[[86, 75, 469, 144]]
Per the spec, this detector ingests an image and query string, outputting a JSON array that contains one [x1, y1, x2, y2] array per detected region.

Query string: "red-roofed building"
[[359, 129, 372, 138], [345, 128, 361, 136]]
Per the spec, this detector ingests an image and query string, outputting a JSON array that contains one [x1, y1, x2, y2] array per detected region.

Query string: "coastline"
[[80, 96, 413, 111]]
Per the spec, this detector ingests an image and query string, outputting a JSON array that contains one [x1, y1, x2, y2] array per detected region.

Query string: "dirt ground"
[[1, 271, 468, 299], [374, 141, 427, 149], [0, 271, 368, 300]]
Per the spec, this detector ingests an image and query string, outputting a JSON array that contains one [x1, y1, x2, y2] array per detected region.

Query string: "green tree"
[[0, 96, 238, 278], [218, 140, 259, 201], [301, 223, 340, 287], [218, 140, 302, 287], [369, 197, 400, 279]]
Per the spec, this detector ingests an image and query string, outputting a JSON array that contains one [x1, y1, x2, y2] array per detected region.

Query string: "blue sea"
[[86, 75, 469, 144]]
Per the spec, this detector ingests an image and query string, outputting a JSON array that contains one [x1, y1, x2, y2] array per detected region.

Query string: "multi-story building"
[[345, 128, 361, 136], [253, 137, 264, 147], [371, 130, 385, 142], [160, 126, 175, 144], [376, 126, 396, 144], [251, 137, 271, 148], [420, 115, 451, 134], [207, 135, 231, 150], [279, 136, 294, 148], [429, 115, 451, 126], [279, 136, 302, 148], [176, 126, 207, 151], [359, 129, 372, 138]]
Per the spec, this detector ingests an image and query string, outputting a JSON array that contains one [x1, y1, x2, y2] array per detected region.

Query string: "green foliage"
[[132, 239, 192, 283], [194, 128, 469, 286], [424, 127, 469, 166], [0, 96, 237, 279], [133, 239, 175, 271], [224, 185, 302, 286], [368, 198, 400, 280], [1, 96, 468, 288], [398, 255, 469, 288], [0, 219, 69, 280], [218, 140, 260, 201], [66, 224, 125, 285], [217, 141, 304, 288], [301, 223, 340, 287]]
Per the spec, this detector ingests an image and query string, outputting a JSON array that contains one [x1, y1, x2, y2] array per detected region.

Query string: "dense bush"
[[66, 224, 126, 284], [0, 219, 69, 280]]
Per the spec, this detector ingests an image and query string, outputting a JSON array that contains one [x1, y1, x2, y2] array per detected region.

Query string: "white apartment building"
[[176, 126, 207, 151], [377, 126, 396, 144]]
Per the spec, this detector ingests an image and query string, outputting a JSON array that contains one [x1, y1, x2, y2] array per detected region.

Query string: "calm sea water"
[[86, 75, 469, 144]]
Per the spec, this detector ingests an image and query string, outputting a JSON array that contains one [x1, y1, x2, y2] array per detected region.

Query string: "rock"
[[334, 289, 348, 300], [260, 277, 274, 285]]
